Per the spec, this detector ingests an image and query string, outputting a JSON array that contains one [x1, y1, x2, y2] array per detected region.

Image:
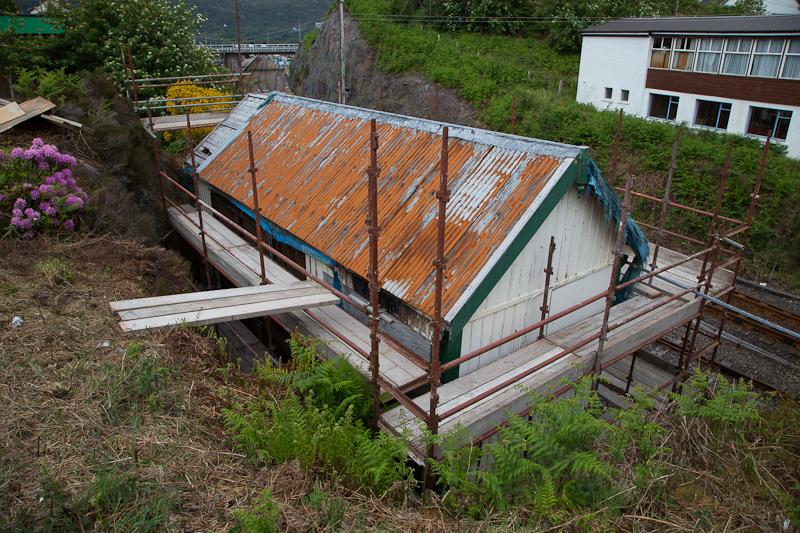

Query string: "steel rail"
[[441, 245, 715, 373], [615, 188, 744, 225]]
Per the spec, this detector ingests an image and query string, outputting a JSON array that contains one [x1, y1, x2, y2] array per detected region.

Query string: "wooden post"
[[424, 126, 449, 490], [538, 236, 556, 340], [592, 174, 632, 388], [649, 128, 681, 279], [366, 119, 382, 430], [247, 130, 268, 285], [185, 114, 213, 287], [234, 0, 243, 78]]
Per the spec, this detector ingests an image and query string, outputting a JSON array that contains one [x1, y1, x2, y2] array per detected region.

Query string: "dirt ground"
[[0, 236, 451, 531]]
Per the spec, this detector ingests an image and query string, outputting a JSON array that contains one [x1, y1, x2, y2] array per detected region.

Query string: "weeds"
[[101, 342, 173, 422], [4, 466, 176, 532], [36, 258, 74, 286], [233, 488, 281, 533]]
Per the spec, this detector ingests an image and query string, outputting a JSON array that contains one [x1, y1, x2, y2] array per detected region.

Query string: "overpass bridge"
[[204, 43, 299, 55]]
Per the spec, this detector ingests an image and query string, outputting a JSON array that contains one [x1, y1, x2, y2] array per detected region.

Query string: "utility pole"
[[234, 0, 243, 77], [296, 21, 302, 43], [339, 0, 346, 104]]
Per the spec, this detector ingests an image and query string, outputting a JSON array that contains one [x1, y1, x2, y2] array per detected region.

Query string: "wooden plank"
[[119, 292, 339, 332], [117, 285, 329, 321], [110, 280, 317, 313], [0, 96, 56, 133], [0, 102, 24, 123]]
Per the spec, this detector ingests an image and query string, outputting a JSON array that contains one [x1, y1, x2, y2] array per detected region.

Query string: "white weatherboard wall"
[[459, 187, 618, 375], [577, 35, 651, 113]]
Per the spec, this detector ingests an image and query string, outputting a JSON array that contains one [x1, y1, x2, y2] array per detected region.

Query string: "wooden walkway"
[[110, 281, 338, 332], [382, 293, 698, 462], [168, 206, 427, 389], [142, 112, 229, 132]]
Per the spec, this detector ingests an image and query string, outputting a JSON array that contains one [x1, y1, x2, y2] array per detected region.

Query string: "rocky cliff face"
[[289, 10, 478, 127]]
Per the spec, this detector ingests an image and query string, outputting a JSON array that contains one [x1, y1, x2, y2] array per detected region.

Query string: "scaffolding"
[[151, 109, 771, 484]]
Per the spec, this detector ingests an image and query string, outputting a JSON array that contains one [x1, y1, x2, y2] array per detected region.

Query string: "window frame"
[[780, 38, 800, 79], [721, 37, 754, 76], [650, 36, 673, 70], [694, 99, 732, 130], [620, 89, 630, 103], [648, 93, 680, 121], [671, 37, 696, 71], [604, 87, 613, 100], [694, 37, 724, 74], [750, 38, 786, 78], [746, 106, 793, 141]]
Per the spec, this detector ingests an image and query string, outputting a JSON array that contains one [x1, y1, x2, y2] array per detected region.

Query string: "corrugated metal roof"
[[583, 14, 800, 35], [198, 93, 583, 319]]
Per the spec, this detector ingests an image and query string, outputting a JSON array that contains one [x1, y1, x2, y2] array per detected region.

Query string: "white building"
[[576, 15, 800, 158]]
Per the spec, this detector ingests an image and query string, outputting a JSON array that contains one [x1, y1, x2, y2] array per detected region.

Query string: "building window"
[[604, 87, 612, 99], [695, 37, 724, 73], [695, 100, 731, 130], [747, 107, 792, 140], [722, 38, 753, 75], [781, 38, 800, 79], [620, 89, 629, 102], [671, 37, 696, 71], [650, 37, 672, 69], [750, 38, 785, 77], [649, 94, 679, 120]]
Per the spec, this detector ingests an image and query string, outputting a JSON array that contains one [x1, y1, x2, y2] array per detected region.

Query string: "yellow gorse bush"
[[163, 80, 232, 141]]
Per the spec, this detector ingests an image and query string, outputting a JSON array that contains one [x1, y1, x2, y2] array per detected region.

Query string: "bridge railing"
[[203, 42, 299, 54]]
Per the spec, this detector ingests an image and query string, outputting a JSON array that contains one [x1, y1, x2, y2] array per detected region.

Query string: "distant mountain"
[[13, 0, 331, 43]]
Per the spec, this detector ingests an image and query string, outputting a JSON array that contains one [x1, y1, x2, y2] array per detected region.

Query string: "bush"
[[11, 68, 82, 105], [158, 81, 233, 150], [0, 138, 87, 238]]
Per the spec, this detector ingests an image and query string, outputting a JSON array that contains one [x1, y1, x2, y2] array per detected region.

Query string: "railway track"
[[709, 291, 800, 350]]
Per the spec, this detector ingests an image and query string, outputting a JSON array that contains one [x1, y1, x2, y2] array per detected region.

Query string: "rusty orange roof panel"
[[197, 94, 584, 319]]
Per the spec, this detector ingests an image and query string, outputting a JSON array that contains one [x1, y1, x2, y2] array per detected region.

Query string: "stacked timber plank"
[[142, 112, 229, 132], [0, 97, 56, 133], [111, 281, 338, 332]]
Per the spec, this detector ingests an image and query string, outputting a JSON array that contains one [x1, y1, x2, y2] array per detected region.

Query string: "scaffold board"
[[110, 280, 339, 332]]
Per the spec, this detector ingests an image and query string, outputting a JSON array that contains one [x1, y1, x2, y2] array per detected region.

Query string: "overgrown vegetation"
[[223, 334, 413, 496], [354, 0, 764, 52], [429, 372, 799, 529], [342, 0, 800, 289]]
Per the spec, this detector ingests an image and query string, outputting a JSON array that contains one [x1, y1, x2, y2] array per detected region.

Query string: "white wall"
[[577, 34, 800, 158], [639, 88, 800, 158], [577, 35, 651, 113], [459, 187, 618, 375]]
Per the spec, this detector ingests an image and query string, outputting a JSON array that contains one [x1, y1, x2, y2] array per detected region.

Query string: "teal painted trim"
[[228, 196, 336, 266], [441, 329, 460, 383], [0, 15, 63, 35], [448, 152, 588, 341]]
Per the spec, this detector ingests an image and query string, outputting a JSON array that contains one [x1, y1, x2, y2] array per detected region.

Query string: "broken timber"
[[0, 97, 56, 133], [142, 112, 229, 132], [110, 280, 338, 332]]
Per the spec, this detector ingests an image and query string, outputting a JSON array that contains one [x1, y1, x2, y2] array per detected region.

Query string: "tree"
[[0, 0, 17, 14], [48, 0, 219, 90]]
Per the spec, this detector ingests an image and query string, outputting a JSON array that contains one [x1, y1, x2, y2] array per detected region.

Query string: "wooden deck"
[[142, 112, 229, 132], [382, 293, 699, 462], [168, 206, 426, 389]]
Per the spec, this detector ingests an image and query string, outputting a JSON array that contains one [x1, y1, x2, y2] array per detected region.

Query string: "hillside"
[[292, 1, 800, 291]]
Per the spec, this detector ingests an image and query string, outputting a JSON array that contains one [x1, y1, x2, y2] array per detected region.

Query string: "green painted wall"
[[0, 15, 63, 34]]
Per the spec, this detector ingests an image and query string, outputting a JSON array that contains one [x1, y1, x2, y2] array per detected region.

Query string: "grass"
[[343, 0, 800, 290]]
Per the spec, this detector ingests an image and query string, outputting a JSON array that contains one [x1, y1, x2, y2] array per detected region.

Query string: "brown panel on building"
[[646, 69, 800, 107]]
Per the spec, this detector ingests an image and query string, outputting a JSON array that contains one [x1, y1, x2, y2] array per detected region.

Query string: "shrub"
[[158, 80, 232, 150], [0, 138, 86, 239], [11, 68, 82, 105]]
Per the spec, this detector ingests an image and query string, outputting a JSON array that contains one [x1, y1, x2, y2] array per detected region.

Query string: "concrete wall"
[[576, 35, 651, 114]]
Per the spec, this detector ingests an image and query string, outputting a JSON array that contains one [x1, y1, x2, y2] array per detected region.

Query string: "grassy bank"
[[345, 0, 800, 290]]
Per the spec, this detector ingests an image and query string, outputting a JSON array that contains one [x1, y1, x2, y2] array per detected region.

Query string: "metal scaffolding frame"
[[150, 109, 771, 487]]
